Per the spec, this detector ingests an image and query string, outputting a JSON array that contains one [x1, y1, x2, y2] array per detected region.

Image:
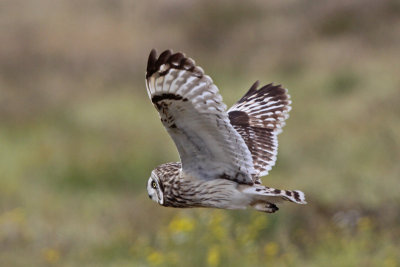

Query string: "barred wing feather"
[[228, 81, 291, 179]]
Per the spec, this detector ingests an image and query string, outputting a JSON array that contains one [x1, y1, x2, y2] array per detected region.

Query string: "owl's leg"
[[251, 202, 279, 213]]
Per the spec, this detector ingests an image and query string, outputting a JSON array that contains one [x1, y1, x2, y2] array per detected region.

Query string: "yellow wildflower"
[[264, 242, 279, 258], [207, 245, 220, 267], [147, 251, 164, 266], [42, 248, 60, 264], [168, 215, 195, 233]]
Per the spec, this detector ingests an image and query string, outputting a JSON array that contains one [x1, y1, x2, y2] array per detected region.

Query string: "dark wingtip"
[[157, 49, 172, 63], [146, 49, 173, 78], [145, 49, 203, 79], [146, 49, 158, 78], [149, 48, 157, 60], [237, 80, 260, 103], [249, 80, 260, 92], [258, 83, 287, 97], [235, 81, 289, 105]]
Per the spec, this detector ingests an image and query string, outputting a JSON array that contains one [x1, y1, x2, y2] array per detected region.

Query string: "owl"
[[145, 49, 306, 213]]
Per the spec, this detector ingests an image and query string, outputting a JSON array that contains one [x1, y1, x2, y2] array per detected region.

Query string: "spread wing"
[[228, 81, 291, 179], [146, 49, 255, 184]]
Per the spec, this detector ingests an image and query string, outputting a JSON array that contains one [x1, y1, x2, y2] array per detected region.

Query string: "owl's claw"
[[265, 203, 279, 213]]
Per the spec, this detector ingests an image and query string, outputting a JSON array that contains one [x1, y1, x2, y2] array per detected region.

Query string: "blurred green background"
[[1, 0, 400, 266]]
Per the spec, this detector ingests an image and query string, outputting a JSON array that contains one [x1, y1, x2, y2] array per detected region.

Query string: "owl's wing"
[[146, 49, 255, 184], [228, 81, 291, 180]]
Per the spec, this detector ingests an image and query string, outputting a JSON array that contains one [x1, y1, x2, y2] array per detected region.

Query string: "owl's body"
[[150, 162, 305, 213], [146, 49, 306, 213]]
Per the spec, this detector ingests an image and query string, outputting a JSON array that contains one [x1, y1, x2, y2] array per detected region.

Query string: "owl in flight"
[[146, 49, 306, 213]]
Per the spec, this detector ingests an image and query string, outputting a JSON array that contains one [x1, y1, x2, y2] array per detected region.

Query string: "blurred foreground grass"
[[1, 0, 400, 266]]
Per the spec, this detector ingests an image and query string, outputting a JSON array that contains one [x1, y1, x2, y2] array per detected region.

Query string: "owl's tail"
[[241, 185, 306, 213]]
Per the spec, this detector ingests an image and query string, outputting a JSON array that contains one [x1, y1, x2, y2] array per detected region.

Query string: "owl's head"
[[147, 171, 164, 205]]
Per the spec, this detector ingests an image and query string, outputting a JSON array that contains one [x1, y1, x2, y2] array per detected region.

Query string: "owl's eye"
[[151, 181, 157, 189]]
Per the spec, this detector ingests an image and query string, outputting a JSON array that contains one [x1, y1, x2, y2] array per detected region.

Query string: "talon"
[[267, 203, 279, 213]]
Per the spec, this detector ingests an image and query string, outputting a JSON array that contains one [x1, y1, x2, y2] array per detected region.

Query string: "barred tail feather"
[[242, 185, 307, 205]]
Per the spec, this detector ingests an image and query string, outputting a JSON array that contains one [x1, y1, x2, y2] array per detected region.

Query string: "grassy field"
[[1, 0, 400, 266]]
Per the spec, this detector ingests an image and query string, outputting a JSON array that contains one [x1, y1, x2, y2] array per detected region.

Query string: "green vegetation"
[[1, 0, 399, 266]]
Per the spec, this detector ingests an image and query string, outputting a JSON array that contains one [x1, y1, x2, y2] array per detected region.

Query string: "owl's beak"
[[148, 194, 152, 199]]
